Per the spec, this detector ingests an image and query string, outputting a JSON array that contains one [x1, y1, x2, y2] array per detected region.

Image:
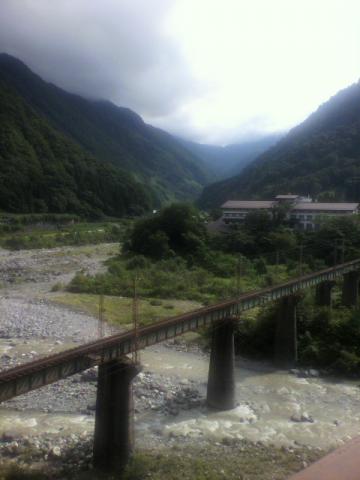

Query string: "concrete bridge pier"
[[274, 295, 300, 368], [207, 318, 236, 410], [315, 281, 335, 307], [93, 358, 140, 471], [342, 271, 360, 307]]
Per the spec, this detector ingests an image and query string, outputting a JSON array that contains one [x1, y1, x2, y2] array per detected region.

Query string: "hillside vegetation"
[[0, 54, 210, 206], [180, 133, 282, 179], [0, 79, 152, 217], [199, 81, 360, 208]]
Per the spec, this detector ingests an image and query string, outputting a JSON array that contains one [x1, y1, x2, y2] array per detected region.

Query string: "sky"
[[1, 0, 360, 145]]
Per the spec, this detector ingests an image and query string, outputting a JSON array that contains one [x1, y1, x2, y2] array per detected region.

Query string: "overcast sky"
[[1, 0, 360, 145]]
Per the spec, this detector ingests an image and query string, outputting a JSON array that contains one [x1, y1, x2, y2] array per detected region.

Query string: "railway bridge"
[[1, 259, 360, 471]]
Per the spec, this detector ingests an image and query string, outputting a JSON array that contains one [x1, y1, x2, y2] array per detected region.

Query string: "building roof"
[[221, 200, 275, 209], [222, 199, 359, 212], [293, 203, 359, 212]]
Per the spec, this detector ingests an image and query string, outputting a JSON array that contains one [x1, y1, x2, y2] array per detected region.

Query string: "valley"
[[2, 243, 360, 478], [1, 14, 360, 479]]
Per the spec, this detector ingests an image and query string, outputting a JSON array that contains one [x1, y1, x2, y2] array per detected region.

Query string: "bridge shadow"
[[234, 355, 283, 380]]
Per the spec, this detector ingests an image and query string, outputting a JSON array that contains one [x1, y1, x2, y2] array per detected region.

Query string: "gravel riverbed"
[[1, 243, 357, 479], [0, 244, 219, 477]]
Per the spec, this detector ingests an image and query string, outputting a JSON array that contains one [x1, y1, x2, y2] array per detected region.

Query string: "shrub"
[[149, 299, 162, 306], [51, 282, 64, 292]]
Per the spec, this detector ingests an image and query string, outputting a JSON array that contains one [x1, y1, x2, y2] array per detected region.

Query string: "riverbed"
[[1, 243, 360, 474]]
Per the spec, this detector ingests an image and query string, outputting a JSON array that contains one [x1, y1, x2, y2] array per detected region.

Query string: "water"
[[0, 409, 93, 437], [139, 347, 360, 449], [1, 345, 360, 449]]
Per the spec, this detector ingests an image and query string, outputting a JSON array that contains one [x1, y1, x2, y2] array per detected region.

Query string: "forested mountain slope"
[[199, 81, 360, 208], [0, 54, 210, 204], [180, 134, 282, 179], [0, 79, 152, 216]]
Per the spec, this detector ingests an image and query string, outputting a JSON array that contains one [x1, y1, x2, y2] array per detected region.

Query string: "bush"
[[124, 203, 208, 260], [149, 299, 162, 306], [51, 282, 64, 292], [126, 255, 151, 270], [234, 306, 277, 359]]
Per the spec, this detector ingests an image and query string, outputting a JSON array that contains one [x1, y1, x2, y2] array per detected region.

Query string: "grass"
[[118, 445, 323, 480], [67, 252, 301, 305], [51, 293, 202, 328], [0, 443, 325, 480], [0, 220, 130, 250]]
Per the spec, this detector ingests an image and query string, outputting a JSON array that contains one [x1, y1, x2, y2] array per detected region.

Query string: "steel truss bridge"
[[1, 258, 359, 403]]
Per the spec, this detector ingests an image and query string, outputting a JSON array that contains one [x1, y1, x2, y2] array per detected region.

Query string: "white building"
[[221, 195, 359, 231]]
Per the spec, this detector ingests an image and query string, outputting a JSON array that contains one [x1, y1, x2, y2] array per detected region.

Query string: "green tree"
[[125, 203, 208, 260]]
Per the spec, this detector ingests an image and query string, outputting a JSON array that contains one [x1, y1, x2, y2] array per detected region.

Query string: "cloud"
[[0, 0, 201, 117], [1, 0, 360, 144]]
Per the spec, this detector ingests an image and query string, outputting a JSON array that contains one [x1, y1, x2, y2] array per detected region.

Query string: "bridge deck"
[[0, 259, 359, 402]]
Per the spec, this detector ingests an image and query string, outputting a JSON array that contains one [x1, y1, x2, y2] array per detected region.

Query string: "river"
[[1, 343, 360, 451], [1, 244, 360, 456]]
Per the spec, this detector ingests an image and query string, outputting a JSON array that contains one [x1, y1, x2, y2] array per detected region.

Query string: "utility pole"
[[333, 240, 338, 267], [340, 238, 345, 264], [132, 276, 140, 364], [299, 244, 303, 277], [275, 250, 280, 280], [236, 257, 243, 296], [98, 294, 105, 338]]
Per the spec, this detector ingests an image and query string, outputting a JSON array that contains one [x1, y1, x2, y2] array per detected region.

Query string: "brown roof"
[[222, 199, 359, 212], [221, 200, 275, 209], [294, 203, 359, 212]]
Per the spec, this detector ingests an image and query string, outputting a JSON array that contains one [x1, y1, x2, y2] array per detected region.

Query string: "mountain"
[[180, 134, 282, 179], [0, 54, 211, 210], [199, 81, 360, 209], [0, 75, 152, 217]]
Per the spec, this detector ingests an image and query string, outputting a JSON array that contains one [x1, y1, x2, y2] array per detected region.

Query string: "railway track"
[[0, 258, 359, 401]]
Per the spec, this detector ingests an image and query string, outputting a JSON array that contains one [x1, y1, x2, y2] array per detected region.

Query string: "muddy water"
[[139, 347, 360, 449], [1, 345, 360, 449], [0, 410, 93, 437]]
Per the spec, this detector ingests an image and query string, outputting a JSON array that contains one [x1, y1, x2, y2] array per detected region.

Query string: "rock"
[[180, 379, 190, 386], [291, 412, 314, 423], [222, 437, 235, 446], [4, 441, 19, 455], [168, 407, 179, 416], [296, 368, 320, 378], [301, 412, 314, 423], [49, 446, 61, 458], [80, 369, 97, 382], [1, 432, 15, 442]]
